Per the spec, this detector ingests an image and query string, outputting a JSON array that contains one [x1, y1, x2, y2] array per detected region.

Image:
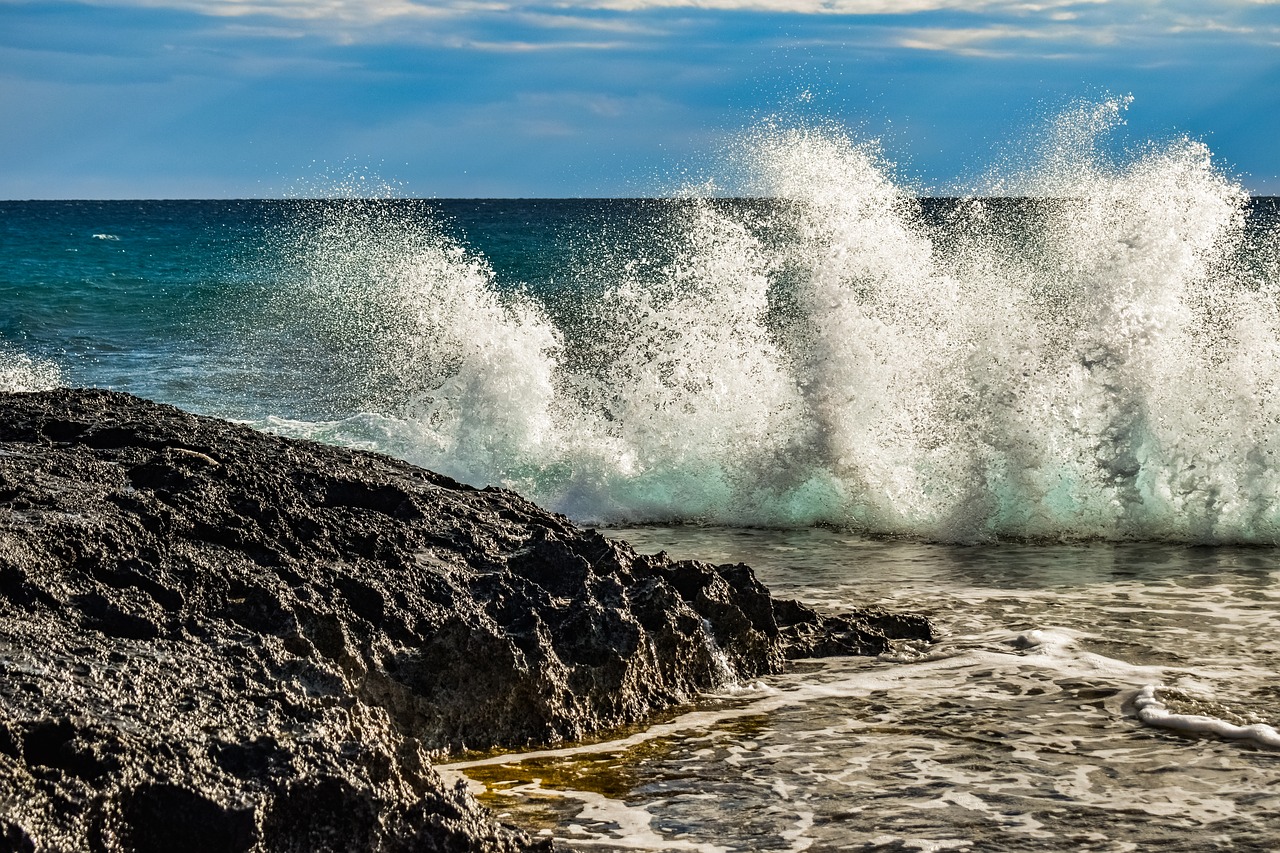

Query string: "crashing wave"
[[263, 99, 1280, 544]]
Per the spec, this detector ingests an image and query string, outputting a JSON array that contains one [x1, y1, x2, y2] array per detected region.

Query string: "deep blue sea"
[[4, 122, 1280, 850]]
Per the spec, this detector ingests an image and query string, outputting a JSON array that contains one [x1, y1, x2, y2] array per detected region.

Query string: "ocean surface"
[[4, 113, 1280, 849]]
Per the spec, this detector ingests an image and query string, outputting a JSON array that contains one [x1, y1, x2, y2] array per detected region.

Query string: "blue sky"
[[1, 0, 1277, 197]]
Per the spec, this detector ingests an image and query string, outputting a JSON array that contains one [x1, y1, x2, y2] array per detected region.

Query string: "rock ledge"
[[0, 389, 934, 852]]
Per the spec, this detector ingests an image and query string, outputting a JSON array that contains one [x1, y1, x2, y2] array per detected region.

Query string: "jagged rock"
[[0, 389, 935, 852]]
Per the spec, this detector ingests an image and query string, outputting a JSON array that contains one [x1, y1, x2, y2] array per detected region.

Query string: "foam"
[[444, 621, 1262, 850], [495, 782, 729, 852], [1133, 685, 1280, 749]]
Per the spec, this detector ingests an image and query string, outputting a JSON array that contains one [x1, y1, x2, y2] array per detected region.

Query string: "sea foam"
[[1134, 685, 1280, 750]]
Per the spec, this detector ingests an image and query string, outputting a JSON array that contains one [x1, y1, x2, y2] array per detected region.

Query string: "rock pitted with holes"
[[0, 389, 935, 852]]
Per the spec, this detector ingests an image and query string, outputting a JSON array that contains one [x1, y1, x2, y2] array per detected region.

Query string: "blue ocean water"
[[5, 113, 1280, 849]]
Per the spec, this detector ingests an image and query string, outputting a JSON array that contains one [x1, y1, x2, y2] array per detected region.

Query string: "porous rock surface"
[[0, 389, 935, 852]]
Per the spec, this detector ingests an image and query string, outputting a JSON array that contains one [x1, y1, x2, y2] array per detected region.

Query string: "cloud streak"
[[891, 21, 1125, 58], [36, 0, 1274, 60]]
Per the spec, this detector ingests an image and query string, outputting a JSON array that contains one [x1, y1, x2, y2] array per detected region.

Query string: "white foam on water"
[[495, 781, 730, 852], [269, 199, 563, 489], [865, 838, 974, 852], [1133, 685, 1280, 749], [444, 620, 1263, 851]]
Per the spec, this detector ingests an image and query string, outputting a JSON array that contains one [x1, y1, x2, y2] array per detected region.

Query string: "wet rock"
[[0, 389, 935, 851]]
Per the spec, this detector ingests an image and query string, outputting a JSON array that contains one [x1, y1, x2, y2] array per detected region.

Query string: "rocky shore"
[[0, 389, 935, 852]]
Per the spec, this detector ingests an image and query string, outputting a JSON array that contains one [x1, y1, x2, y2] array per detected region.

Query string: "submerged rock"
[[0, 389, 935, 852]]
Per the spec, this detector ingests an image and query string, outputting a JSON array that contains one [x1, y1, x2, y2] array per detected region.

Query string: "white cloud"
[[451, 36, 629, 49], [218, 22, 311, 36], [42, 0, 1280, 57], [54, 0, 1099, 19], [1167, 18, 1259, 35], [73, 0, 500, 24], [893, 20, 1125, 56], [509, 11, 671, 35], [560, 0, 1095, 12]]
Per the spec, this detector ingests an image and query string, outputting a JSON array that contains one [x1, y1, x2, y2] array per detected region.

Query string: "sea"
[[4, 108, 1280, 850]]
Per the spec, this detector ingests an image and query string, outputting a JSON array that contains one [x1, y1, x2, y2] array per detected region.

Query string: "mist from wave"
[[137, 101, 1280, 541], [0, 347, 61, 394]]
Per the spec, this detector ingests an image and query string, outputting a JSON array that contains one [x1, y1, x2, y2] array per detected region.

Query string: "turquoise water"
[[0, 198, 639, 417], [4, 114, 1280, 850]]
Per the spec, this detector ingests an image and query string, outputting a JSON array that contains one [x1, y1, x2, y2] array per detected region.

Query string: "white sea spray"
[[265, 100, 1280, 543], [0, 348, 61, 393]]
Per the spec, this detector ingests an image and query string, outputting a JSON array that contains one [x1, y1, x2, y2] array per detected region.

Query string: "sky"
[[1, 0, 1278, 197]]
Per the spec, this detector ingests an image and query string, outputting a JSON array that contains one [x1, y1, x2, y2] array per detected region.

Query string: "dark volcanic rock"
[[0, 389, 935, 852]]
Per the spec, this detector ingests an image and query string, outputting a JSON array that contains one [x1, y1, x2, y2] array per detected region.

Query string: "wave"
[[263, 98, 1280, 544]]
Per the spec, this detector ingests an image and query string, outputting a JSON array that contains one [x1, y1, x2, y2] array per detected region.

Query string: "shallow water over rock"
[[444, 527, 1280, 852]]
